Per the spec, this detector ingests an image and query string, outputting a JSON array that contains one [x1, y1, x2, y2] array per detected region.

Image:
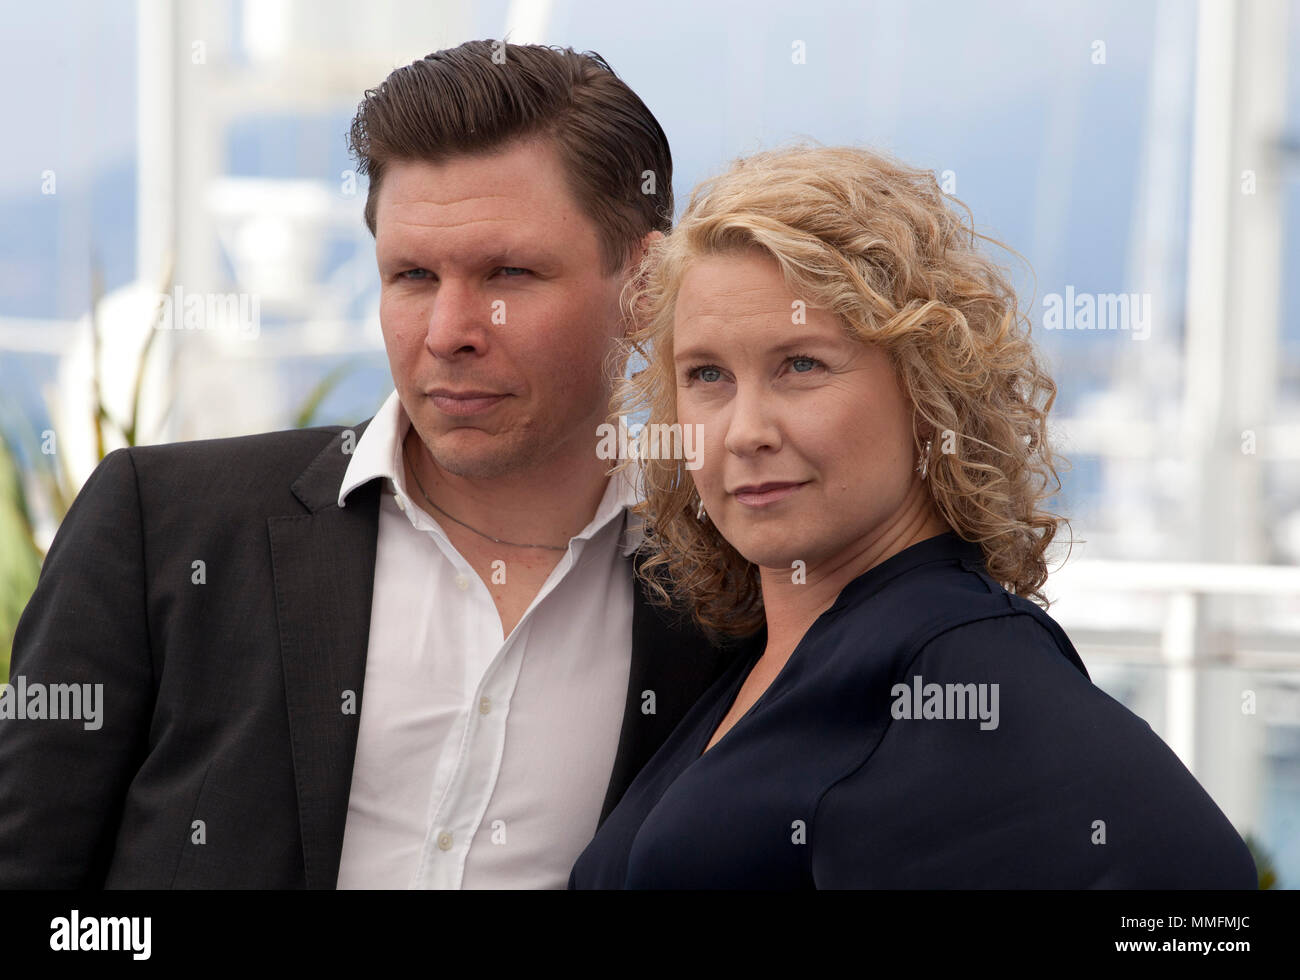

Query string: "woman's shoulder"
[[827, 538, 1091, 684], [906, 599, 1091, 689], [895, 604, 1176, 755], [818, 608, 1256, 887]]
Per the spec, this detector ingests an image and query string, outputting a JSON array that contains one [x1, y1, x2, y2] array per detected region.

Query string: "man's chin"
[[432, 455, 519, 481], [423, 432, 543, 482]]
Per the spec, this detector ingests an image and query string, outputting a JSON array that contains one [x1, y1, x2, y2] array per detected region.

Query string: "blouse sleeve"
[[810, 612, 1257, 889]]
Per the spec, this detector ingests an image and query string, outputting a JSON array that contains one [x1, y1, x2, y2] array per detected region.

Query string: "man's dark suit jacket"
[[0, 420, 743, 888]]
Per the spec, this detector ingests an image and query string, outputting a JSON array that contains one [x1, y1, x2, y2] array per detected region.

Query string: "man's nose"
[[425, 280, 490, 359], [723, 381, 782, 457]]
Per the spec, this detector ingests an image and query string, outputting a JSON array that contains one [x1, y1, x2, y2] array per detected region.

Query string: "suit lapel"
[[268, 420, 379, 889], [270, 423, 747, 880], [598, 550, 751, 826]]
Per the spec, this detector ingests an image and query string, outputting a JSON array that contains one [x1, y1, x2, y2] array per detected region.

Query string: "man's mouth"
[[426, 388, 511, 417]]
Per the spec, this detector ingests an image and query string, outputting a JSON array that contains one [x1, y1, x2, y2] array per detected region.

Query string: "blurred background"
[[0, 0, 1296, 886]]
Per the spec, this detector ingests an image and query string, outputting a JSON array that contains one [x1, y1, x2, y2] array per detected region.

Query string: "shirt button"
[[455, 574, 470, 591], [437, 831, 453, 850], [479, 696, 492, 715]]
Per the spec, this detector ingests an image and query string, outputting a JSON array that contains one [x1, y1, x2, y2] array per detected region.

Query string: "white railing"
[[1048, 559, 1300, 774]]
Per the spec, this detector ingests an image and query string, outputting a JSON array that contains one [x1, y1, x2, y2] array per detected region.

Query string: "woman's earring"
[[916, 436, 933, 480], [696, 493, 707, 521]]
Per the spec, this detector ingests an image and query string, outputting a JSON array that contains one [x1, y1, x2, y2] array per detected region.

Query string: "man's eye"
[[397, 267, 531, 281]]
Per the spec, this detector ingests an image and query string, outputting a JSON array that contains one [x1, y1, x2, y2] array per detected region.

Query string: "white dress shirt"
[[334, 390, 642, 888]]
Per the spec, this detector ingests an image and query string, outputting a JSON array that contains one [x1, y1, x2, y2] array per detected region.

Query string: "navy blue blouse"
[[569, 531, 1257, 889]]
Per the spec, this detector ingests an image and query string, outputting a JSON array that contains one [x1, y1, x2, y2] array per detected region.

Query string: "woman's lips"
[[732, 482, 808, 507], [428, 392, 509, 416]]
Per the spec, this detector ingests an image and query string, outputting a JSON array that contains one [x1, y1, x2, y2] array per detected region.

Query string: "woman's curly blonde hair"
[[610, 142, 1070, 639]]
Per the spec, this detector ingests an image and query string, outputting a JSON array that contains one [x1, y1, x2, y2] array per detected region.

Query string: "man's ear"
[[623, 229, 663, 274], [615, 229, 665, 335], [612, 229, 662, 283]]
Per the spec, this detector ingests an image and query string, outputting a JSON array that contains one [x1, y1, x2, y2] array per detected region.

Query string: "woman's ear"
[[911, 411, 935, 443]]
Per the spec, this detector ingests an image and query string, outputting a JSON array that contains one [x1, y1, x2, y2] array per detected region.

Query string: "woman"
[[569, 144, 1257, 889]]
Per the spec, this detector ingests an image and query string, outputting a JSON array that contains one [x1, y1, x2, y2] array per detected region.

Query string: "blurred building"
[[1, 0, 1297, 884]]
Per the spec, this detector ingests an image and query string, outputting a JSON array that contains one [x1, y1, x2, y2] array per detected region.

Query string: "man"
[[0, 40, 743, 888]]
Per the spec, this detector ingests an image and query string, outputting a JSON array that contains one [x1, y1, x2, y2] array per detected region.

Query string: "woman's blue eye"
[[696, 366, 722, 383], [498, 267, 529, 277], [790, 356, 817, 372]]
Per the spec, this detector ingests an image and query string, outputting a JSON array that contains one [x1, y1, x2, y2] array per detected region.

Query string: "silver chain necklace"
[[402, 438, 569, 552]]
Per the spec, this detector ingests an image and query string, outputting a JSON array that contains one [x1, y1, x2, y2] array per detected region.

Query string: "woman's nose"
[[723, 382, 782, 457]]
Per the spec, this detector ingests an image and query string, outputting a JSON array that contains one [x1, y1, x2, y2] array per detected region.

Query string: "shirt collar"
[[339, 390, 644, 557]]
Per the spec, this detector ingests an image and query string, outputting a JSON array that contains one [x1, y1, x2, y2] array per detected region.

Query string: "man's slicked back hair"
[[347, 39, 674, 277]]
